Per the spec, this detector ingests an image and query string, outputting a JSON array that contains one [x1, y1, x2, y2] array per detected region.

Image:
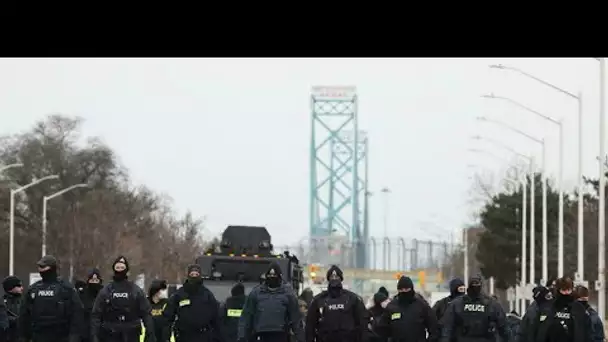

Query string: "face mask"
[[328, 279, 342, 289], [188, 276, 202, 285], [398, 291, 414, 303], [467, 286, 482, 297], [113, 271, 127, 281], [265, 277, 280, 288], [87, 283, 103, 294], [40, 269, 57, 282], [380, 299, 389, 308], [158, 289, 168, 299]]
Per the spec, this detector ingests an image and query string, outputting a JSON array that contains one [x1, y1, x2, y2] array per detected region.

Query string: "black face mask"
[[556, 291, 573, 303], [467, 286, 482, 297], [87, 283, 103, 295], [183, 277, 202, 293], [112, 271, 128, 281], [328, 279, 342, 289], [265, 277, 281, 288], [188, 276, 202, 285], [327, 279, 342, 297], [40, 268, 57, 282], [398, 291, 414, 303]]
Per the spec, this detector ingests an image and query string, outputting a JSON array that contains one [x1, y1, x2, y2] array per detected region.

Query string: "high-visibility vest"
[[140, 302, 174, 342]]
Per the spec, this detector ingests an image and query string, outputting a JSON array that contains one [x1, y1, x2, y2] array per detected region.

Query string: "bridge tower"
[[309, 86, 369, 270]]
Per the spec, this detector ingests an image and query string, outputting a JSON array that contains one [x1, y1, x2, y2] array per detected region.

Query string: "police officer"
[[530, 277, 588, 342], [2, 276, 23, 342], [0, 300, 8, 342], [366, 291, 388, 342], [147, 280, 169, 342], [239, 262, 303, 342], [305, 265, 366, 342], [163, 264, 221, 342], [432, 278, 465, 327], [574, 285, 604, 342], [441, 276, 508, 342], [516, 284, 553, 342], [80, 269, 103, 342], [91, 256, 155, 342], [376, 276, 438, 342], [221, 283, 247, 342], [19, 255, 84, 342]]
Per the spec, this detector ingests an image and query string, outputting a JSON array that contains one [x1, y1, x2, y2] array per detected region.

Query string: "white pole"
[[42, 198, 47, 257], [40, 183, 88, 258], [8, 175, 59, 274], [464, 228, 469, 287], [382, 187, 390, 238], [530, 157, 536, 285], [558, 123, 565, 277], [542, 143, 548, 283], [489, 276, 495, 295], [521, 177, 528, 311], [577, 92, 585, 282], [9, 190, 16, 275], [598, 58, 606, 320]]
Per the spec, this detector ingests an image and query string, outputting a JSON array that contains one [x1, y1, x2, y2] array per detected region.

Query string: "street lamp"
[[472, 131, 545, 285], [597, 57, 606, 319], [489, 64, 586, 284], [9, 175, 59, 275], [380, 187, 391, 238], [482, 94, 566, 277], [468, 146, 529, 311], [476, 116, 549, 283], [0, 163, 24, 173], [42, 183, 89, 257]]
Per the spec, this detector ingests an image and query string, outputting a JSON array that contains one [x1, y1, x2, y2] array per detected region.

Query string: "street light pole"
[[380, 187, 391, 238], [489, 64, 585, 280], [464, 228, 468, 287], [9, 175, 59, 275], [482, 94, 564, 277], [475, 118, 546, 284], [598, 57, 606, 320], [42, 183, 89, 257]]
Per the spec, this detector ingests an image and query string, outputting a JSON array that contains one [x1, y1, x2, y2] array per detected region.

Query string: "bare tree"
[[0, 115, 207, 286]]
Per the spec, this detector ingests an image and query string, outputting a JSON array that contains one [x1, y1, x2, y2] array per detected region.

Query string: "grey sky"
[[0, 58, 601, 247]]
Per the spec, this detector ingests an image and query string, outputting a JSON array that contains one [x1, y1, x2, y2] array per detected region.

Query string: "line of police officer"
[[3, 253, 604, 342], [0, 258, 515, 342], [0, 255, 227, 342]]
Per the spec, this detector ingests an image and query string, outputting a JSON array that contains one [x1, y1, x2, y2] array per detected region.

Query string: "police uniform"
[[305, 266, 365, 342], [19, 255, 84, 342], [91, 256, 155, 342], [376, 276, 438, 342], [221, 283, 247, 342], [239, 263, 304, 342], [3, 276, 23, 342], [146, 280, 170, 342], [162, 264, 221, 342], [441, 277, 508, 342], [531, 277, 589, 342]]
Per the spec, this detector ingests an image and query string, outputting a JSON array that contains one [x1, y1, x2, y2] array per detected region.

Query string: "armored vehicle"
[[196, 225, 303, 302]]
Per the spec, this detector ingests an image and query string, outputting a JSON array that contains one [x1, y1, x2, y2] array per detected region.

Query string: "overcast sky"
[[0, 58, 602, 248]]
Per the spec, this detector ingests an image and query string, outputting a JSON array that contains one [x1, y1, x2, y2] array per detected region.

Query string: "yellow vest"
[[140, 303, 175, 342]]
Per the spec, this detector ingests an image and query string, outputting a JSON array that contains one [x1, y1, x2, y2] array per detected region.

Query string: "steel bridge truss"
[[309, 86, 369, 269]]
